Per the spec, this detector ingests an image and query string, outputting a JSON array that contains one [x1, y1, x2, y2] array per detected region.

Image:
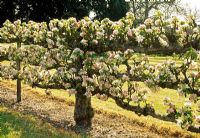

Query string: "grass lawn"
[[0, 106, 79, 138]]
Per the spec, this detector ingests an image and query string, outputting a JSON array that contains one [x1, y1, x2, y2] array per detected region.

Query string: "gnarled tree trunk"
[[74, 93, 94, 127]]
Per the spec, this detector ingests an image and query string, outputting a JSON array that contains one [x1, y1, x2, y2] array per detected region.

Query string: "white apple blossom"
[[184, 100, 192, 107], [136, 35, 144, 43]]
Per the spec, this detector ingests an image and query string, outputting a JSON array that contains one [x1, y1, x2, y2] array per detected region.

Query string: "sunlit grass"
[[148, 88, 184, 114], [0, 43, 15, 47], [0, 60, 10, 65], [0, 106, 80, 138]]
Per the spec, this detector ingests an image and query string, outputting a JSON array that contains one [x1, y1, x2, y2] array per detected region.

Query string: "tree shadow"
[[0, 109, 75, 138]]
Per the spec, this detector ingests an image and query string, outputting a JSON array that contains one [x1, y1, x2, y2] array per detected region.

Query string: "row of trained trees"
[[0, 12, 200, 129], [1, 10, 199, 50]]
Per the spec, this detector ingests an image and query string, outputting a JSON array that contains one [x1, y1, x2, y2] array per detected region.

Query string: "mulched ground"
[[0, 82, 163, 138]]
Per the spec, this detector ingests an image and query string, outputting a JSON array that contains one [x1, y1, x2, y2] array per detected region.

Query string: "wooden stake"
[[16, 42, 21, 102]]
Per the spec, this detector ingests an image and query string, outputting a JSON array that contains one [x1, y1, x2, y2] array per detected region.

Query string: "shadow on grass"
[[0, 107, 79, 138]]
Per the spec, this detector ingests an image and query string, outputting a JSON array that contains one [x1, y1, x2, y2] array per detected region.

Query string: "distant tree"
[[0, 0, 129, 26], [15, 0, 65, 22], [92, 0, 129, 21], [0, 0, 15, 25], [0, 0, 90, 25], [161, 0, 186, 19], [183, 4, 200, 25], [0, 0, 186, 26], [126, 0, 182, 25]]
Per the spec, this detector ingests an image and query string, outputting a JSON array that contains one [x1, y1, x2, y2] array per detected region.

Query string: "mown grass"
[[0, 106, 80, 138], [0, 43, 15, 47], [0, 60, 10, 66]]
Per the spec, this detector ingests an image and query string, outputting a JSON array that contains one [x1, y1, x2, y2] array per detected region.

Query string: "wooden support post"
[[16, 42, 21, 102]]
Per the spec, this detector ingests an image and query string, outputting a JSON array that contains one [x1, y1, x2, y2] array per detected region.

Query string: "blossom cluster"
[[1, 11, 199, 50], [0, 46, 9, 59], [163, 96, 200, 130]]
